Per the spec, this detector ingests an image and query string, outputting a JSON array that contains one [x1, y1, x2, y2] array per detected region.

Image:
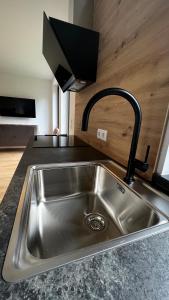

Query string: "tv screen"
[[0, 96, 36, 118]]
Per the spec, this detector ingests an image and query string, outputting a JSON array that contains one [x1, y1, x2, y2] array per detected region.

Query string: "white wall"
[[157, 110, 169, 175], [51, 79, 59, 133], [68, 0, 93, 135], [73, 0, 94, 29], [0, 72, 52, 134], [59, 88, 69, 135], [0, 0, 69, 79], [162, 146, 169, 175]]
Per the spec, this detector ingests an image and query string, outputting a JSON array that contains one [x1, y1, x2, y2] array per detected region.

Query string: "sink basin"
[[3, 161, 168, 282]]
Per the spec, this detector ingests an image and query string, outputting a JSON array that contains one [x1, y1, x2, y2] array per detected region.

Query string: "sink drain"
[[85, 213, 106, 231]]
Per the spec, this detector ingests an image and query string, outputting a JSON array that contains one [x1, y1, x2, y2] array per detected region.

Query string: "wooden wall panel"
[[75, 0, 169, 180]]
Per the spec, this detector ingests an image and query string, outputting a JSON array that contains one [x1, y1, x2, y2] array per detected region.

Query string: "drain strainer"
[[85, 213, 106, 231]]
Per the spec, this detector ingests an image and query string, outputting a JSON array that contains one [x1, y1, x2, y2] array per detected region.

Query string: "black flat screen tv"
[[0, 96, 36, 118]]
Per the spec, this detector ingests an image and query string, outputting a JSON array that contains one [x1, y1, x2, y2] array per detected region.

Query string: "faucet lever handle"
[[135, 145, 150, 173], [144, 145, 150, 163]]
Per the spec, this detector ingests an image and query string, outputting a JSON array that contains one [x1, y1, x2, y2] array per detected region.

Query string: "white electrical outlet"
[[97, 129, 108, 141], [97, 128, 101, 139], [103, 129, 108, 141]]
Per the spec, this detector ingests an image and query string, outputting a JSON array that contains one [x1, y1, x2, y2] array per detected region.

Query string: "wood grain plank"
[[75, 0, 169, 180]]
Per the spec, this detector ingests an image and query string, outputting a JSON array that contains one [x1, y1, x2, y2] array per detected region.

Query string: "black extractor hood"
[[43, 12, 99, 92]]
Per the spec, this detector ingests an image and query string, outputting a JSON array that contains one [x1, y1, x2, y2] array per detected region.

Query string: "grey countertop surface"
[[1, 141, 169, 299]]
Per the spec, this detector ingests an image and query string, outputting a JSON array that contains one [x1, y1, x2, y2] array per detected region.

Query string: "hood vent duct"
[[43, 12, 99, 92]]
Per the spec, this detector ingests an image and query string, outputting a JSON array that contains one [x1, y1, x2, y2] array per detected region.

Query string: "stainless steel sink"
[[3, 161, 169, 282]]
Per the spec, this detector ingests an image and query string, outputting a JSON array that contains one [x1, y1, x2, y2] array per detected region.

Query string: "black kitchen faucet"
[[81, 87, 150, 184]]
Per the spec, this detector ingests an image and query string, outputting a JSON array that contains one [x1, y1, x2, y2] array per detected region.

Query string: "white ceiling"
[[0, 0, 70, 79]]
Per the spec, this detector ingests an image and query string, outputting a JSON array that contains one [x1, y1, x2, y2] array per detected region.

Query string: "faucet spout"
[[81, 87, 142, 184]]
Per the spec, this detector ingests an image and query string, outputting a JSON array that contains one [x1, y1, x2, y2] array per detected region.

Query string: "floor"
[[0, 150, 23, 203]]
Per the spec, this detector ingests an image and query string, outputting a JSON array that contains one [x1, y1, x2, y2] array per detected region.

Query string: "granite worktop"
[[1, 141, 169, 299]]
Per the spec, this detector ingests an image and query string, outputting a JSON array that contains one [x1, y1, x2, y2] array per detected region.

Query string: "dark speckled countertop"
[[1, 139, 169, 299]]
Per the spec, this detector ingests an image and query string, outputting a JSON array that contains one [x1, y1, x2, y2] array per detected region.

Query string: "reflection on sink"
[[28, 165, 160, 259], [3, 162, 168, 282]]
